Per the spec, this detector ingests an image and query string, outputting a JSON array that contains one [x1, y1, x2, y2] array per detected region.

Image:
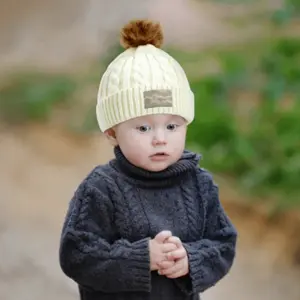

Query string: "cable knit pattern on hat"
[[59, 147, 237, 300], [96, 23, 194, 132]]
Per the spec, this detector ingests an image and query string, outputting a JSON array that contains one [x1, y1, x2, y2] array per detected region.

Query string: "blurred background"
[[0, 0, 300, 299]]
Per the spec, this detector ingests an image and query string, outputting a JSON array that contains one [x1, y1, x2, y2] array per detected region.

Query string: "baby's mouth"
[[151, 152, 168, 156], [150, 152, 170, 161]]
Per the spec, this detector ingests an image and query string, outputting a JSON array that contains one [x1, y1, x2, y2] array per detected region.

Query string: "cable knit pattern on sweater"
[[59, 147, 237, 300]]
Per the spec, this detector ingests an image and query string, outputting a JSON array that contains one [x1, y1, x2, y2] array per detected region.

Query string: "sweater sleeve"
[[59, 173, 151, 293], [175, 174, 237, 295]]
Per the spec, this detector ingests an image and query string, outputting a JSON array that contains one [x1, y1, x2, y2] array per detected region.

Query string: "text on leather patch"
[[143, 89, 173, 109]]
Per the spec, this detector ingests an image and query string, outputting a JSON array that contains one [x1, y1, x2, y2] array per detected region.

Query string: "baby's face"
[[113, 114, 187, 172]]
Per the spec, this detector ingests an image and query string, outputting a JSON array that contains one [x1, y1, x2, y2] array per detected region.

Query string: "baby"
[[59, 19, 237, 300]]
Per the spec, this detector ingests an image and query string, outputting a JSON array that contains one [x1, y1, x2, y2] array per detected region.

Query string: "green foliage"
[[184, 37, 300, 206], [75, 104, 99, 133], [0, 73, 76, 124], [271, 0, 300, 25], [244, 101, 300, 193], [260, 38, 300, 96]]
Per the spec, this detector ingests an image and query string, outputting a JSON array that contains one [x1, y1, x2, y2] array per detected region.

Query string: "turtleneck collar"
[[109, 146, 201, 188]]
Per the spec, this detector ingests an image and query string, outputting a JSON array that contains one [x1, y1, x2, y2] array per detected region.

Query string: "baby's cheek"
[[128, 151, 146, 167]]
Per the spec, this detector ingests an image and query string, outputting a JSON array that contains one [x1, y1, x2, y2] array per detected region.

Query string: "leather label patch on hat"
[[143, 89, 173, 109]]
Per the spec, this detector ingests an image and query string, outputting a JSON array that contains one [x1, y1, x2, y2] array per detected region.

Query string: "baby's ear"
[[104, 128, 118, 146]]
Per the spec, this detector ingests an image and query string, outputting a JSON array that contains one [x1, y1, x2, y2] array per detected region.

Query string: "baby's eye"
[[136, 125, 151, 132], [166, 124, 178, 131]]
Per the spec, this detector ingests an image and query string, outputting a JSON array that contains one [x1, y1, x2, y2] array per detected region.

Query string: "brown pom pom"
[[120, 19, 164, 49]]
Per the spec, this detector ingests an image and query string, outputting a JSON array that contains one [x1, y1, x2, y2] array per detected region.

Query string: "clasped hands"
[[149, 230, 189, 279]]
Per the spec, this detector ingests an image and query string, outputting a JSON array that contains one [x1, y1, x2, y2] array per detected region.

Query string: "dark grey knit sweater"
[[59, 147, 237, 300]]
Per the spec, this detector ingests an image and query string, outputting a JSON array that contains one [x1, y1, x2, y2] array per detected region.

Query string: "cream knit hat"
[[96, 20, 194, 132]]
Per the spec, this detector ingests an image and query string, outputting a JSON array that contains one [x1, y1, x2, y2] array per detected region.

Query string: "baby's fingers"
[[157, 260, 175, 270], [161, 242, 177, 253], [155, 231, 172, 243], [167, 247, 187, 260], [166, 236, 182, 248]]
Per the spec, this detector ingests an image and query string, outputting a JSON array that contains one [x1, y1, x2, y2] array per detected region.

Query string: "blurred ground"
[[1, 126, 300, 300]]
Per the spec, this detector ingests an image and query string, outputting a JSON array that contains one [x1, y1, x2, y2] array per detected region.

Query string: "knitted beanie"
[[96, 19, 194, 132]]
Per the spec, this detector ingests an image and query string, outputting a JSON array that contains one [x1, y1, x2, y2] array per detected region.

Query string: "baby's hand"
[[149, 231, 177, 271], [157, 236, 189, 278]]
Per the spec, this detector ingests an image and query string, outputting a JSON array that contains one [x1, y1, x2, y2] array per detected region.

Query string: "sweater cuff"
[[124, 238, 151, 292], [182, 243, 204, 293]]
